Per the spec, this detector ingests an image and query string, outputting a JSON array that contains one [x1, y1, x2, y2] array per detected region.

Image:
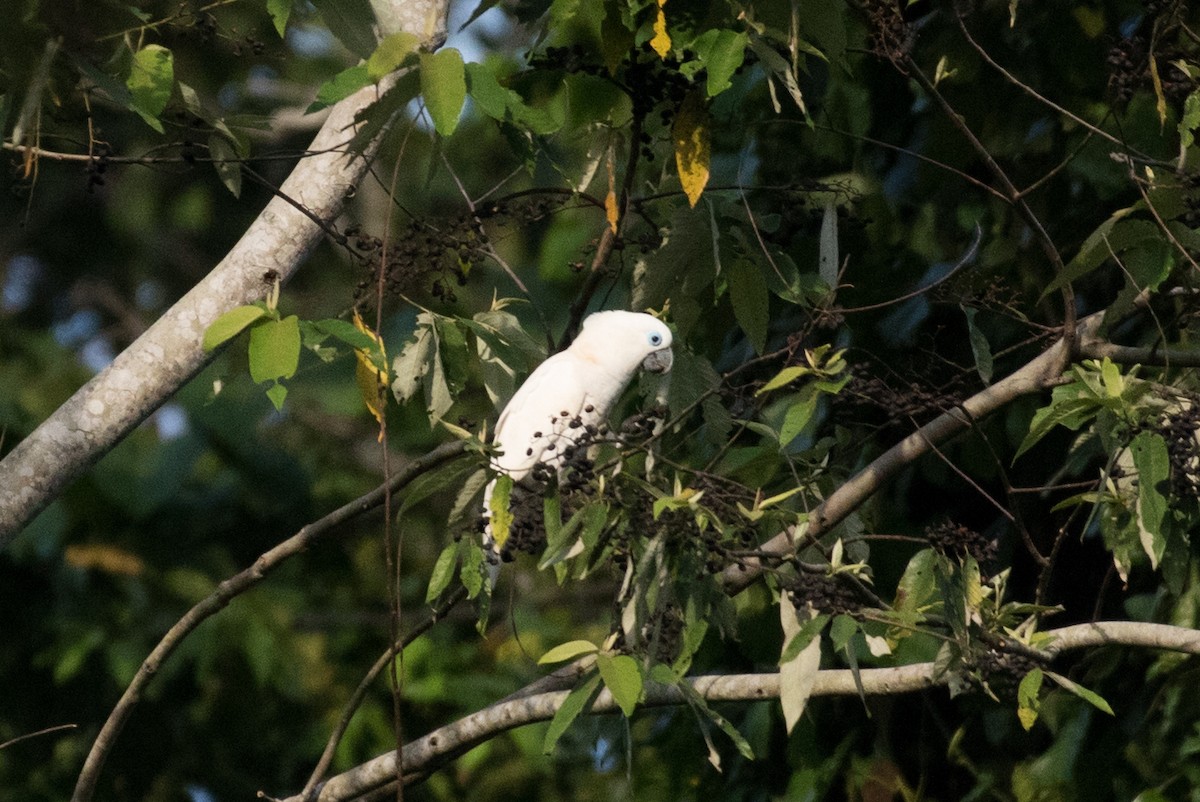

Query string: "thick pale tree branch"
[[0, 0, 452, 547], [287, 620, 1200, 802], [721, 313, 1103, 594]]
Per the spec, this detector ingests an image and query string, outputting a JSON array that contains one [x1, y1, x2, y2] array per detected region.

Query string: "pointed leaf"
[[421, 49, 467, 136], [1130, 431, 1170, 568], [543, 673, 603, 753], [596, 653, 643, 717], [779, 595, 823, 733], [488, 474, 513, 549], [127, 45, 174, 132], [672, 90, 710, 207], [208, 134, 242, 198], [1045, 670, 1114, 715], [368, 32, 420, 80], [728, 257, 769, 354], [203, 305, 267, 351], [539, 639, 599, 664], [267, 0, 292, 37], [1017, 668, 1043, 730], [962, 305, 994, 385], [818, 199, 839, 288], [425, 541, 460, 602], [249, 315, 301, 384]]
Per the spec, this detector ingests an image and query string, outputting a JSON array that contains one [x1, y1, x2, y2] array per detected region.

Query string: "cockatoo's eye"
[[647, 332, 663, 347]]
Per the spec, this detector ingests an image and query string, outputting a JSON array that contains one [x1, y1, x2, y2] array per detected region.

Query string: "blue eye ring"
[[648, 332, 663, 347]]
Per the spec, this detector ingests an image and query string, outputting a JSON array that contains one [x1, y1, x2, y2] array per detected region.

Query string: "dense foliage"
[[4, 0, 1200, 800]]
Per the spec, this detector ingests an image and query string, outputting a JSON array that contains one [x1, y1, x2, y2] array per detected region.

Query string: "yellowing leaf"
[[353, 310, 388, 437], [672, 91, 710, 208], [650, 0, 671, 59], [605, 190, 619, 233]]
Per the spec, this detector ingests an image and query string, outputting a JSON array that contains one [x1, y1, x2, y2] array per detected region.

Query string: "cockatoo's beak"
[[642, 348, 673, 374]]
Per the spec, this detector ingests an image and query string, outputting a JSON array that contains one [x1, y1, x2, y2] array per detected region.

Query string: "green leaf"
[[962, 306, 993, 385], [1180, 90, 1200, 167], [314, 64, 372, 109], [818, 199, 839, 289], [778, 388, 819, 448], [465, 61, 510, 120], [367, 32, 420, 80], [127, 45, 174, 132], [829, 613, 858, 652], [538, 640, 599, 664], [596, 653, 643, 717], [203, 305, 268, 351], [265, 382, 288, 411], [678, 681, 756, 761], [488, 474, 513, 549], [780, 613, 829, 663], [249, 315, 302, 383], [1130, 431, 1170, 568], [267, 0, 292, 37], [691, 29, 748, 97], [543, 673, 602, 753], [728, 258, 769, 354], [391, 317, 436, 403], [1045, 670, 1114, 715], [1017, 667, 1043, 731], [420, 49, 467, 137], [1014, 395, 1101, 460], [310, 0, 378, 58], [208, 134, 242, 198], [312, 318, 380, 352], [425, 541, 460, 602], [757, 365, 809, 396], [460, 540, 484, 599]]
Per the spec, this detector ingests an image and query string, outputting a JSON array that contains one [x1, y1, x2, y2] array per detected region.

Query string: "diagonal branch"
[[0, 0, 452, 547], [70, 441, 467, 802]]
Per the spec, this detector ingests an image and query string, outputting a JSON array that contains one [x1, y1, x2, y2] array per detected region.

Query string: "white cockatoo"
[[483, 310, 674, 569]]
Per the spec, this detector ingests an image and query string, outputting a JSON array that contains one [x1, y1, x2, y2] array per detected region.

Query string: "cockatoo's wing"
[[492, 351, 592, 482]]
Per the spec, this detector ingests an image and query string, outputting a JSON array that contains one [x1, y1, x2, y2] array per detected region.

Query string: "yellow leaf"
[[64, 544, 145, 576], [650, 0, 671, 59], [672, 90, 710, 208], [605, 138, 619, 232], [353, 310, 388, 438], [1148, 55, 1168, 127]]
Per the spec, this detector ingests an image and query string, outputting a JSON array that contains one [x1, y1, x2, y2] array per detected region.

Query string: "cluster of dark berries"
[[498, 484, 549, 560], [527, 45, 604, 77], [785, 572, 864, 617], [840, 370, 963, 427], [1158, 404, 1200, 499], [231, 34, 267, 57], [624, 48, 694, 124], [86, 142, 111, 193], [862, 0, 913, 67], [971, 644, 1046, 703], [345, 216, 476, 304], [192, 11, 218, 42], [618, 404, 669, 442], [1106, 36, 1192, 106], [926, 520, 998, 568], [642, 604, 685, 664]]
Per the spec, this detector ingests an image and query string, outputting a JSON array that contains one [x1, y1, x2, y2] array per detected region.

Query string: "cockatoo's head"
[[575, 310, 674, 376]]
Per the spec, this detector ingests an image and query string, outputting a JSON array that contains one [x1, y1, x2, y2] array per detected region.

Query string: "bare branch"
[[70, 441, 468, 802], [0, 0, 453, 547], [288, 620, 1200, 802], [721, 313, 1102, 593]]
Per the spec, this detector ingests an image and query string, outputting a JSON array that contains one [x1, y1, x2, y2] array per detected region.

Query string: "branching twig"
[[69, 442, 469, 802]]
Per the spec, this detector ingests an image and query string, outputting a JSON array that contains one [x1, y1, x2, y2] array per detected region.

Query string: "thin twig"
[[69, 442, 469, 802]]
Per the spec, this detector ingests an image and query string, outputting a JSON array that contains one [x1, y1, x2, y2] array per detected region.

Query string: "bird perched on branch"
[[483, 310, 674, 572]]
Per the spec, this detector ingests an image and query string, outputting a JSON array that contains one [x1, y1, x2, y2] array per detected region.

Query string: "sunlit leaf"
[[249, 315, 301, 384], [489, 474, 513, 549], [672, 90, 710, 208], [267, 0, 292, 37], [421, 49, 467, 136], [1017, 668, 1043, 730], [127, 45, 174, 132], [538, 639, 599, 664], [650, 0, 671, 58], [596, 652, 643, 717], [203, 305, 267, 351], [368, 32, 420, 80]]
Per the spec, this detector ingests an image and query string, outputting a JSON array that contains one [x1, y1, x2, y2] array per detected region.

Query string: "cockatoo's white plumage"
[[483, 311, 673, 563]]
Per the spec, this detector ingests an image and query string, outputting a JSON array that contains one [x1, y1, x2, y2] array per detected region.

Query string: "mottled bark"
[[0, 0, 451, 546]]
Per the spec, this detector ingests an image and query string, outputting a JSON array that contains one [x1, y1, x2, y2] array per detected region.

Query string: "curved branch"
[[288, 620, 1200, 802], [70, 441, 468, 802], [0, 0, 453, 547]]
